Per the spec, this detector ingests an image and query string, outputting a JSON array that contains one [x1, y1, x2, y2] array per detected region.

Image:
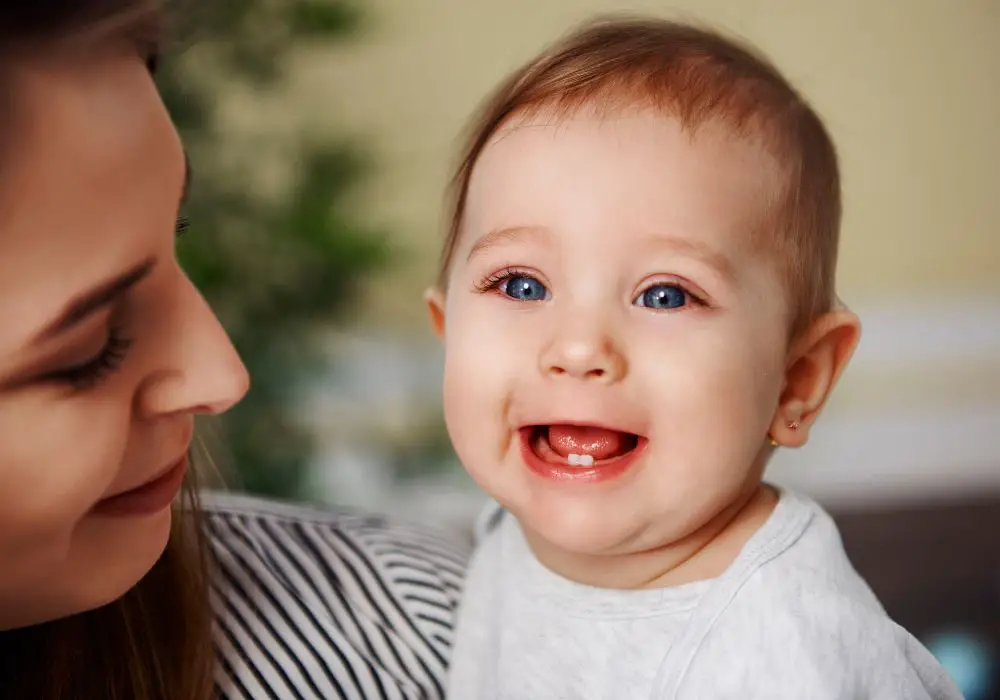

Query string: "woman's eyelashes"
[[45, 326, 133, 389], [474, 267, 705, 310], [32, 215, 185, 392]]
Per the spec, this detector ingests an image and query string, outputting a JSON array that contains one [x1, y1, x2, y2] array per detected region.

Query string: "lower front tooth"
[[568, 453, 580, 465], [578, 454, 594, 466]]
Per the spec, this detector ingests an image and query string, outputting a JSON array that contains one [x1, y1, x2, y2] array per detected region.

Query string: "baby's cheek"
[[635, 334, 776, 464], [441, 335, 516, 479], [443, 350, 496, 437]]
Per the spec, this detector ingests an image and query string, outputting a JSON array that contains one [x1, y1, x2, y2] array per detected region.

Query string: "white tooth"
[[578, 454, 595, 466], [567, 453, 580, 465]]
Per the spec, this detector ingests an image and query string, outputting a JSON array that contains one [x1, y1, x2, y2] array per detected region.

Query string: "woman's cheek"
[[0, 392, 130, 530]]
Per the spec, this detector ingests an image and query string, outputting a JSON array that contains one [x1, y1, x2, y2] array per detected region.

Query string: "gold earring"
[[769, 420, 800, 447]]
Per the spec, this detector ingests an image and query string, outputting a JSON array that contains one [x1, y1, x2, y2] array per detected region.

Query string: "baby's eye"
[[502, 274, 549, 302], [634, 284, 688, 310]]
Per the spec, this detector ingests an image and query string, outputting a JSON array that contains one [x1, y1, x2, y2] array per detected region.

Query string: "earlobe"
[[423, 287, 447, 339], [769, 310, 861, 448]]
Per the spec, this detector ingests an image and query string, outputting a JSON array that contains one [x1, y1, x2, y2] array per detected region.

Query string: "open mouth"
[[522, 424, 644, 470]]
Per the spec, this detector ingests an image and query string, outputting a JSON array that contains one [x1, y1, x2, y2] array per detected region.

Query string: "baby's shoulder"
[[680, 586, 957, 698], [718, 554, 904, 661], [672, 507, 960, 699]]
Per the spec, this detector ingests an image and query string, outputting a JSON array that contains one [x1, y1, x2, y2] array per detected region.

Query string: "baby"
[[425, 16, 963, 699]]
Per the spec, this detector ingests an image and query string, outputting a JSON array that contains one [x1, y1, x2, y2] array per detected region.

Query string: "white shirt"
[[448, 489, 963, 699]]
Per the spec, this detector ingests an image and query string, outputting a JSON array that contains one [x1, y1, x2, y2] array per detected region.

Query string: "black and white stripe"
[[202, 492, 470, 700]]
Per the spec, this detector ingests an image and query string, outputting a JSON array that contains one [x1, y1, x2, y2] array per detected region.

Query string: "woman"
[[0, 2, 468, 698]]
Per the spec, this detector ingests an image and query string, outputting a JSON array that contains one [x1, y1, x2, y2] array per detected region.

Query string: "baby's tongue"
[[546, 425, 627, 461]]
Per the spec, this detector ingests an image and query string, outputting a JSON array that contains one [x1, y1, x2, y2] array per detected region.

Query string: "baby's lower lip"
[[518, 427, 647, 483]]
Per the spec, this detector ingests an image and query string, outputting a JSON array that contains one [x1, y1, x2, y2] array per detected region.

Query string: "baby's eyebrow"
[[645, 234, 738, 286], [466, 225, 551, 262]]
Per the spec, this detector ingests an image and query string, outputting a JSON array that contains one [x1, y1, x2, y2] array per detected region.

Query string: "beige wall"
[[232, 1, 999, 502], [277, 0, 999, 324]]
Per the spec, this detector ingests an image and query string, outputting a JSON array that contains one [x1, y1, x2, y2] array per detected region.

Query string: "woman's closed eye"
[[43, 326, 133, 390], [38, 215, 190, 390]]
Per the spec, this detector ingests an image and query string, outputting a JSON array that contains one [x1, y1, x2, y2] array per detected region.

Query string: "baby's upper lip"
[[517, 418, 645, 437]]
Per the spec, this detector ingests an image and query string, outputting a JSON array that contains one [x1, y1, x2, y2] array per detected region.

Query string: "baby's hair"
[[440, 16, 841, 335]]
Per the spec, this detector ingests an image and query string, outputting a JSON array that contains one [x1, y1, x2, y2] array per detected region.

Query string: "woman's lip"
[[91, 455, 188, 518], [518, 427, 647, 483]]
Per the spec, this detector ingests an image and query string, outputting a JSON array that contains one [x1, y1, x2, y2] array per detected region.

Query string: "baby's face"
[[436, 108, 793, 565]]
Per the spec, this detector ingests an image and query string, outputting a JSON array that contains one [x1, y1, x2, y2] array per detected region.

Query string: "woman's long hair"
[[0, 481, 215, 699], [0, 2, 216, 698]]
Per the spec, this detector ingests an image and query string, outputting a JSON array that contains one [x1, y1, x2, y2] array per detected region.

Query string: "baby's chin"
[[513, 497, 657, 561]]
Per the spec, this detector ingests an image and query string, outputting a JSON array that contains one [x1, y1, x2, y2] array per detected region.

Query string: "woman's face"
[[0, 46, 249, 629]]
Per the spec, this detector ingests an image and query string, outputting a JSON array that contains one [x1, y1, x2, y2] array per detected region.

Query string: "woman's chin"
[[71, 506, 174, 612]]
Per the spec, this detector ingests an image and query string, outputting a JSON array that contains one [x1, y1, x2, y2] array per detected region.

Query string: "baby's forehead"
[[466, 106, 784, 247], [480, 105, 783, 197], [492, 102, 782, 161]]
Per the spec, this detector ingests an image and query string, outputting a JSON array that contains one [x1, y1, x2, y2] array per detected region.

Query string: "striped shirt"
[[202, 492, 470, 700]]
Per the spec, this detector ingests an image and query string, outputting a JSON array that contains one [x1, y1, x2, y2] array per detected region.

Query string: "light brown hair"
[[0, 2, 215, 698], [0, 483, 215, 700], [441, 16, 841, 334]]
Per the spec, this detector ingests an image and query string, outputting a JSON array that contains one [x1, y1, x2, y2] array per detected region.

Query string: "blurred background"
[[160, 1, 999, 697]]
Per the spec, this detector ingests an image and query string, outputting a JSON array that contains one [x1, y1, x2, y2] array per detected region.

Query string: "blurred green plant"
[[157, 0, 387, 498]]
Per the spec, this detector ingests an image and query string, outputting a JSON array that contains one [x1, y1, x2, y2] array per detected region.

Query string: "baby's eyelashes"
[[634, 284, 689, 310], [474, 267, 550, 302]]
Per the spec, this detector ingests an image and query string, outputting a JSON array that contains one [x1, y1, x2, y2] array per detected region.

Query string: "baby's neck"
[[523, 483, 778, 590]]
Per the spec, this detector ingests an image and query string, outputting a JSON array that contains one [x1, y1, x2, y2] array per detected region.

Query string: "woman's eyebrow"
[[33, 258, 157, 345], [31, 152, 188, 347]]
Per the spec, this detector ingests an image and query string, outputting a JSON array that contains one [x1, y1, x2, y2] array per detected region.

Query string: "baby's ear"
[[423, 287, 446, 339], [770, 309, 861, 448]]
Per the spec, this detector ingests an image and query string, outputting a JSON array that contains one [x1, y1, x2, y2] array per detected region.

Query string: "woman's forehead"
[[0, 49, 182, 360]]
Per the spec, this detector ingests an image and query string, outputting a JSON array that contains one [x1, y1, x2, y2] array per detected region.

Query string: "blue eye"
[[635, 284, 688, 310], [502, 274, 548, 302]]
